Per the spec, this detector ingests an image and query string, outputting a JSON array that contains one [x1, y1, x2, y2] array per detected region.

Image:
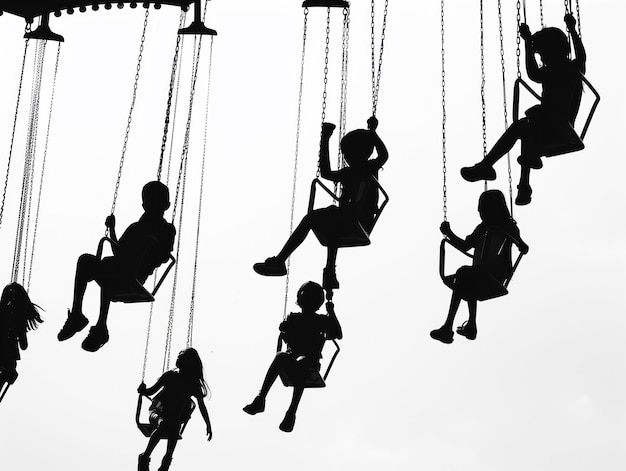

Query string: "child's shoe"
[[279, 411, 296, 433], [243, 395, 266, 415], [322, 267, 340, 290], [515, 184, 532, 206], [81, 325, 110, 352], [430, 326, 454, 344], [57, 310, 89, 341], [253, 257, 287, 276], [456, 321, 477, 340], [461, 163, 496, 182], [158, 456, 172, 471], [517, 153, 543, 169], [138, 453, 150, 471]]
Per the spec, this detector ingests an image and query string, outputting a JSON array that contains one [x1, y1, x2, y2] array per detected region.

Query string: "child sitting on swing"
[[430, 190, 529, 344], [137, 347, 212, 471], [253, 116, 388, 289], [243, 281, 342, 432], [461, 14, 586, 205], [0, 282, 43, 396], [58, 181, 175, 352]]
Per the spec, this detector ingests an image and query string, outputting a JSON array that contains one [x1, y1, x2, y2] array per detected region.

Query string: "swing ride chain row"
[[283, 7, 309, 321], [0, 29, 30, 234], [27, 43, 62, 292], [440, 0, 447, 222], [370, 0, 388, 117], [498, 0, 514, 215], [188, 36, 214, 349], [157, 12, 186, 182], [110, 7, 150, 219]]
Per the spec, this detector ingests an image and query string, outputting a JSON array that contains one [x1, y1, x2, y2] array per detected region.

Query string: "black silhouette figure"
[[461, 14, 586, 205], [58, 181, 175, 352], [0, 282, 42, 400], [253, 117, 388, 291], [137, 348, 212, 471], [431, 190, 528, 344], [243, 281, 342, 432]]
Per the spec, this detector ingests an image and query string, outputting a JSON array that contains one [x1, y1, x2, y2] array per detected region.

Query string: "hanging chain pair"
[[370, 0, 388, 117], [335, 7, 350, 195], [110, 7, 150, 220]]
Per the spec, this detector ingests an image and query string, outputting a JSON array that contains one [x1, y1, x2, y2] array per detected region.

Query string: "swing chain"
[[576, 0, 581, 38], [111, 7, 150, 218], [479, 0, 488, 193], [320, 7, 331, 128], [370, 0, 388, 117], [440, 0, 447, 222], [516, 0, 522, 78], [539, 0, 544, 28], [335, 7, 350, 196]]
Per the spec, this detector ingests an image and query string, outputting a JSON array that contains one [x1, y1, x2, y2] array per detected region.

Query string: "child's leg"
[[158, 439, 178, 471], [142, 428, 162, 458], [483, 120, 528, 167], [279, 386, 304, 432], [258, 353, 290, 398], [80, 288, 111, 352], [71, 254, 99, 315], [515, 165, 533, 205], [323, 246, 339, 291], [276, 214, 316, 261], [443, 292, 462, 331]]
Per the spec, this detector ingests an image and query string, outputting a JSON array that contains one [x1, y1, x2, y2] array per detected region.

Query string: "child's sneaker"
[[253, 257, 287, 276], [81, 325, 110, 352], [322, 267, 339, 290], [517, 153, 543, 169], [243, 396, 266, 415], [461, 163, 496, 182], [57, 310, 88, 341], [456, 321, 477, 340], [430, 327, 454, 344], [279, 411, 296, 433], [515, 184, 532, 206]]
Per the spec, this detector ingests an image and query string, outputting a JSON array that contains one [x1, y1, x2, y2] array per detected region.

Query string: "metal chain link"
[[479, 0, 488, 192], [516, 0, 522, 79], [110, 7, 150, 218], [0, 33, 30, 234], [539, 0, 544, 28], [440, 0, 447, 221], [283, 7, 308, 322], [370, 0, 388, 116], [27, 42, 62, 292], [335, 7, 350, 196], [317, 6, 332, 180], [576, 0, 581, 38], [498, 0, 514, 216]]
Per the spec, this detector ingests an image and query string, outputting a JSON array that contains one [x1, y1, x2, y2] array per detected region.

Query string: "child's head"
[[176, 347, 208, 396], [478, 190, 511, 223], [340, 129, 375, 167], [0, 282, 42, 331], [142, 181, 171, 214], [532, 27, 570, 64], [296, 281, 325, 312]]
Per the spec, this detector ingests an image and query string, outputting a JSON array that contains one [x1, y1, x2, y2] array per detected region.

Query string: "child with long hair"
[[0, 282, 43, 393], [431, 190, 529, 344], [137, 347, 212, 471]]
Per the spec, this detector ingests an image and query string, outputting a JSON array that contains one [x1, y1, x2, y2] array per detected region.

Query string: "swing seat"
[[513, 75, 600, 158], [95, 237, 176, 304], [439, 227, 524, 302], [136, 394, 195, 440], [276, 335, 340, 389], [308, 177, 389, 248]]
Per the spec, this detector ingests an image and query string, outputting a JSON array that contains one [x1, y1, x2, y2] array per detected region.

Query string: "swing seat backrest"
[[439, 227, 524, 302], [95, 237, 176, 304], [512, 74, 600, 158], [275, 334, 341, 389], [135, 394, 195, 440], [308, 177, 389, 248]]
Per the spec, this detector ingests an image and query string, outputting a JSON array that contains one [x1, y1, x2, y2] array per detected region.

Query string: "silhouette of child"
[[0, 282, 42, 394], [137, 347, 212, 471], [431, 190, 528, 344], [253, 116, 388, 289], [58, 181, 175, 352], [461, 14, 585, 205], [243, 281, 342, 432]]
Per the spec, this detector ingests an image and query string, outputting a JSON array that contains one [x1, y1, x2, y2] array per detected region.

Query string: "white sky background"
[[0, 0, 624, 469]]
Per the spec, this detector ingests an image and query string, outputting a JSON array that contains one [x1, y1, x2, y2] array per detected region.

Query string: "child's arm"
[[440, 221, 472, 253], [196, 396, 212, 441], [565, 14, 586, 74], [105, 215, 119, 255], [138, 374, 166, 396], [325, 301, 343, 340], [319, 123, 341, 182], [367, 116, 389, 170], [519, 24, 541, 82]]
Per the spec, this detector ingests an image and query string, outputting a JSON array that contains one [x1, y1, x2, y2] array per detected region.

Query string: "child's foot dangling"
[[322, 267, 340, 290], [515, 184, 532, 206], [456, 321, 477, 340], [279, 411, 296, 433], [461, 163, 496, 182], [138, 453, 150, 471], [430, 326, 454, 344], [253, 257, 287, 276], [517, 153, 543, 169], [81, 325, 110, 352], [57, 310, 89, 341], [243, 395, 266, 415]]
